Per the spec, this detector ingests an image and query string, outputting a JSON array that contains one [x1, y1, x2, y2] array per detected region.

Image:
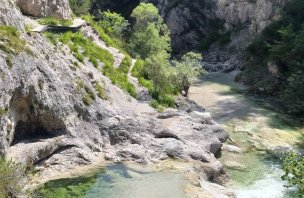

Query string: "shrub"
[[82, 94, 93, 106], [69, 0, 91, 16], [158, 94, 175, 107], [149, 99, 159, 109], [0, 158, 26, 197], [97, 10, 129, 38], [0, 25, 27, 55], [149, 99, 165, 112], [82, 15, 116, 47], [131, 59, 145, 77], [118, 54, 132, 74], [138, 77, 153, 91], [282, 152, 304, 194], [95, 82, 108, 100]]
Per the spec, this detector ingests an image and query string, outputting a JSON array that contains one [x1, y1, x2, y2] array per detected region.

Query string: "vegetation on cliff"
[[128, 3, 202, 106], [0, 158, 25, 197], [282, 152, 304, 195], [240, 0, 304, 116]]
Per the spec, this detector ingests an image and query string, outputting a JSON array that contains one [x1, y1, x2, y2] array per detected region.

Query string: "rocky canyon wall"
[[147, 0, 287, 54], [16, 0, 72, 19]]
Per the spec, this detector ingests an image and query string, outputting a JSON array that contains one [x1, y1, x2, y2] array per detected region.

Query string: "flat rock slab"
[[69, 18, 86, 28], [31, 25, 48, 32], [30, 18, 86, 32]]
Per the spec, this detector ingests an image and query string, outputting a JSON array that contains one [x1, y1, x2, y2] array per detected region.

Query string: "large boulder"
[[16, 0, 72, 19], [0, 0, 24, 29]]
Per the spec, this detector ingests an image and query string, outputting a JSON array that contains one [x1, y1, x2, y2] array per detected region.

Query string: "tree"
[[172, 52, 203, 97], [145, 51, 170, 96], [129, 3, 173, 100], [97, 10, 129, 39], [129, 3, 171, 59]]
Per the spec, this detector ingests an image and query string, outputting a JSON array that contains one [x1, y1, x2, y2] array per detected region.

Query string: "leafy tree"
[[144, 52, 170, 96], [129, 3, 171, 59], [129, 3, 173, 101], [282, 152, 304, 195], [171, 52, 203, 97], [97, 10, 129, 38]]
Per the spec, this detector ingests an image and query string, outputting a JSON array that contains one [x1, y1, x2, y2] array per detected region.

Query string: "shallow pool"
[[36, 163, 186, 198]]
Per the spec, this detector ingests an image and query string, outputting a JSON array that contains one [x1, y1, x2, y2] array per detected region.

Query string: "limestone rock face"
[[16, 0, 72, 19], [0, 3, 231, 196], [147, 0, 286, 53], [0, 0, 24, 29]]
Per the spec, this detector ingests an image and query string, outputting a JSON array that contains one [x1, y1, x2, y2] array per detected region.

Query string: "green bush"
[[158, 94, 175, 107], [138, 77, 154, 91], [97, 10, 129, 38], [131, 59, 145, 77], [0, 158, 26, 197], [282, 152, 304, 195], [149, 99, 160, 109], [118, 54, 132, 74]]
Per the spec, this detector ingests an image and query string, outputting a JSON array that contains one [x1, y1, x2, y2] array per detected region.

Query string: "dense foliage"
[[282, 152, 304, 195], [69, 0, 91, 16], [96, 10, 129, 39], [241, 0, 304, 115], [171, 52, 203, 97], [129, 3, 203, 107]]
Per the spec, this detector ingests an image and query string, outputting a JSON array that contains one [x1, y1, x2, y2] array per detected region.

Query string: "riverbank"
[[189, 72, 303, 197]]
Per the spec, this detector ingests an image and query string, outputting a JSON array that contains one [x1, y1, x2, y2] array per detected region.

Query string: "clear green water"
[[191, 72, 302, 198], [36, 163, 186, 198]]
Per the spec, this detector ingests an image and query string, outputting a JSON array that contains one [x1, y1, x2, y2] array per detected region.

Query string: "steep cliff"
[[0, 1, 233, 196], [148, 0, 287, 60], [91, 0, 287, 68], [16, 0, 72, 19]]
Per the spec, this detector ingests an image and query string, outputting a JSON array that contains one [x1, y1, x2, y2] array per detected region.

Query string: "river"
[[189, 72, 302, 198]]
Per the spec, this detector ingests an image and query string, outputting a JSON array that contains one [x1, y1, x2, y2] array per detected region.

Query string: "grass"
[[83, 93, 93, 106], [0, 108, 7, 117], [75, 79, 96, 106], [118, 54, 132, 74], [0, 25, 28, 54], [82, 15, 116, 48], [44, 30, 137, 98], [95, 82, 108, 100], [0, 25, 32, 68], [0, 158, 26, 197], [149, 99, 165, 112], [38, 17, 73, 26]]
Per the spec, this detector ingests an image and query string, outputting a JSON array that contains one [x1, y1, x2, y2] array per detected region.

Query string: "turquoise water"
[[36, 163, 186, 198]]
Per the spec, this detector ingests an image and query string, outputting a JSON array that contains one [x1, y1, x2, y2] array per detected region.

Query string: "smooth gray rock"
[[16, 0, 72, 19]]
